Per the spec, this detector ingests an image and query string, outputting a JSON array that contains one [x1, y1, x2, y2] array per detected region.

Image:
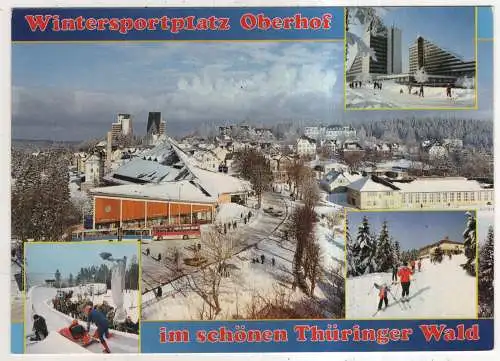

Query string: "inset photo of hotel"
[[345, 7, 476, 109]]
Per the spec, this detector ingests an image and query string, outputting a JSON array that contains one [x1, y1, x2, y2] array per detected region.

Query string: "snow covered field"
[[347, 255, 476, 319], [346, 81, 475, 109], [26, 286, 139, 353]]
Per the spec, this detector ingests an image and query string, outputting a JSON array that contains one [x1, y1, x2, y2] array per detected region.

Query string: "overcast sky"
[[12, 40, 492, 141]]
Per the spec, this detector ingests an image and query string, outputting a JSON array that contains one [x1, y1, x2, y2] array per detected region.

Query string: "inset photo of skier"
[[346, 210, 478, 319], [24, 242, 140, 354], [345, 7, 477, 110]]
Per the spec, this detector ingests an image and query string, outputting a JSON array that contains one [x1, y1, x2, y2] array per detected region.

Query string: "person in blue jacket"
[[85, 305, 111, 353]]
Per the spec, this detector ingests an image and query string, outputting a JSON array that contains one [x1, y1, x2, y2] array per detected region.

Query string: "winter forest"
[[346, 212, 478, 277]]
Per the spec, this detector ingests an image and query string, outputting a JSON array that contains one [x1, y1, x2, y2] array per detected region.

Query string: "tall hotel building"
[[347, 25, 402, 81], [409, 36, 475, 85]]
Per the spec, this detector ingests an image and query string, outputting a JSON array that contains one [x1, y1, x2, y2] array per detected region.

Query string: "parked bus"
[[152, 224, 201, 240]]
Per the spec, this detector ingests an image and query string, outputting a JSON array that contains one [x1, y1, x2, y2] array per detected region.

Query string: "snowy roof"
[[398, 177, 487, 192], [106, 158, 180, 184], [323, 170, 363, 184], [90, 180, 216, 204], [347, 175, 401, 192]]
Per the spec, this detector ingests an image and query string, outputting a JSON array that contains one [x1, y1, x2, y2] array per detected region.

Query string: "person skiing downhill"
[[398, 262, 413, 302], [374, 282, 390, 311], [85, 305, 111, 353]]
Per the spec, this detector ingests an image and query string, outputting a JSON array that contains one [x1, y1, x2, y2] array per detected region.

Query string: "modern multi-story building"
[[146, 112, 166, 144], [111, 113, 133, 141], [409, 36, 475, 85], [347, 25, 402, 81]]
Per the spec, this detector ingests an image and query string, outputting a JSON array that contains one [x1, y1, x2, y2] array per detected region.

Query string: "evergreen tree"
[[356, 216, 377, 274], [478, 226, 494, 317], [346, 218, 361, 277], [375, 221, 394, 272], [393, 239, 401, 265], [462, 211, 477, 276]]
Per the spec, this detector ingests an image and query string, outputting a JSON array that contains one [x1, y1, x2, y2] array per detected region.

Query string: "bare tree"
[[304, 239, 322, 296], [185, 230, 237, 318]]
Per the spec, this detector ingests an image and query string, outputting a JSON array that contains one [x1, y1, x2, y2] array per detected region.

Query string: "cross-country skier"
[[418, 258, 422, 272], [398, 262, 413, 302], [374, 282, 390, 311], [410, 259, 416, 273], [85, 305, 111, 353]]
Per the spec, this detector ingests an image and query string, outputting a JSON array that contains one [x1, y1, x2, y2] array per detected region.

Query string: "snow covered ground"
[[346, 81, 475, 109], [215, 202, 254, 224], [347, 255, 476, 319], [142, 194, 345, 320], [25, 286, 139, 354]]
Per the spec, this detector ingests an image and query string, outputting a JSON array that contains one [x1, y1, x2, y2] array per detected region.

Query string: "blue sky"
[[347, 211, 473, 251], [26, 242, 138, 283], [382, 7, 475, 72]]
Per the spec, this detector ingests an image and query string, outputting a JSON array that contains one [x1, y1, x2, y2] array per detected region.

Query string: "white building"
[[346, 175, 494, 210], [111, 113, 133, 139], [297, 136, 317, 156], [83, 153, 104, 189], [320, 170, 363, 193]]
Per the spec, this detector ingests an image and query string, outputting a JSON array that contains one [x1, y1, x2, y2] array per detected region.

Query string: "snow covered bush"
[[478, 226, 494, 317], [462, 211, 477, 276]]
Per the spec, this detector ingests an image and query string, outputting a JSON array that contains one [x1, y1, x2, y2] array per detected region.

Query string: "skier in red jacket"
[[398, 262, 413, 302], [374, 283, 390, 311]]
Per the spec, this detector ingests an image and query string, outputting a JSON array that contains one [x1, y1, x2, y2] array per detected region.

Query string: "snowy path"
[[141, 192, 289, 295], [26, 286, 138, 354], [347, 255, 476, 319], [346, 82, 474, 109]]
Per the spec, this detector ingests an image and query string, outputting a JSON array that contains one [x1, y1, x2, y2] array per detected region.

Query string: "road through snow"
[[26, 286, 138, 354]]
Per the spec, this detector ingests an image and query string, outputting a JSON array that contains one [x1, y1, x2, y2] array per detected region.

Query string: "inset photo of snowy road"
[[24, 242, 140, 354], [345, 7, 476, 109], [346, 210, 478, 319]]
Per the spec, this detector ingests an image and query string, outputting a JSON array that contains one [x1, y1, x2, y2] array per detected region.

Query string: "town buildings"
[[419, 237, 465, 258]]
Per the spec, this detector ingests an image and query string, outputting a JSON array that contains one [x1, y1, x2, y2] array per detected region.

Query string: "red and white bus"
[[152, 224, 201, 240]]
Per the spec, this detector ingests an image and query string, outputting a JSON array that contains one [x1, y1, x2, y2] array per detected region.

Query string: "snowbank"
[[216, 203, 253, 223], [347, 255, 476, 319]]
